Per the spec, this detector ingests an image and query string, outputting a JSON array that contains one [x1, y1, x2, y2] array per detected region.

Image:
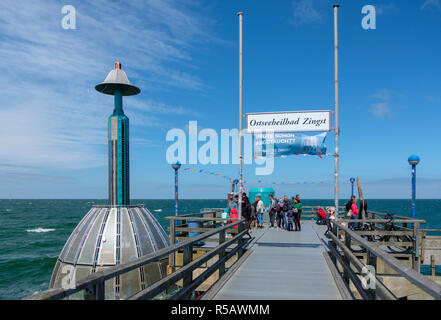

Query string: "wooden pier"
[[25, 206, 441, 300], [205, 220, 343, 300]]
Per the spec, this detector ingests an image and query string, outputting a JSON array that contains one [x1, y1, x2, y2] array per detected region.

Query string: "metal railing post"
[[366, 249, 377, 300], [414, 221, 421, 271], [238, 220, 246, 258], [219, 230, 226, 277], [182, 244, 193, 300], [170, 217, 176, 272], [343, 232, 351, 284], [329, 222, 338, 264]]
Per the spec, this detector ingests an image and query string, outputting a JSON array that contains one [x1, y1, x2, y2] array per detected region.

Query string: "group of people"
[[315, 195, 360, 235], [225, 192, 361, 237], [225, 192, 305, 232], [268, 194, 304, 231]]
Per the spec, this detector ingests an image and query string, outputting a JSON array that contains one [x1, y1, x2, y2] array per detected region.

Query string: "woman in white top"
[[256, 196, 265, 228]]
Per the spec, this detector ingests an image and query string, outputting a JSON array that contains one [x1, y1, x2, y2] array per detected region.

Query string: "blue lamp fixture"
[[349, 177, 356, 197], [408, 155, 420, 219], [232, 179, 239, 194]]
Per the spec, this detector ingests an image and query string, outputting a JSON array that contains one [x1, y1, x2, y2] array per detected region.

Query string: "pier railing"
[[301, 205, 345, 219], [327, 217, 441, 300], [25, 216, 248, 300]]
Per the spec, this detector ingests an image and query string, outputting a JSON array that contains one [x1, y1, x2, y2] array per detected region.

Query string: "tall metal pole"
[[237, 12, 244, 220], [333, 5, 340, 212], [411, 164, 416, 219], [172, 162, 181, 241], [350, 177, 355, 197], [407, 155, 419, 223], [174, 168, 179, 218]]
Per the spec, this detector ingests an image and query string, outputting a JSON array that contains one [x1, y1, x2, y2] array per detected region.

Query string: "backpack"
[[345, 201, 352, 212]]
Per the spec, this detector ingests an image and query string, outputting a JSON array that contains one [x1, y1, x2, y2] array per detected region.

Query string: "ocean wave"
[[153, 209, 162, 212], [26, 228, 56, 233]]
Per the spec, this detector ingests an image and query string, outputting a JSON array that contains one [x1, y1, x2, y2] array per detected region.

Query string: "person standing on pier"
[[281, 196, 292, 230], [324, 207, 336, 236], [256, 196, 265, 229], [268, 195, 277, 228], [293, 195, 303, 231], [228, 207, 239, 232], [348, 196, 359, 229], [286, 207, 294, 231], [276, 198, 284, 229], [250, 197, 258, 228], [227, 194, 238, 215], [240, 192, 252, 238]]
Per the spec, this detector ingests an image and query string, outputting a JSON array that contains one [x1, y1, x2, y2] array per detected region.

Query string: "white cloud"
[[369, 102, 393, 119], [291, 0, 327, 27], [0, 0, 212, 173], [427, 96, 441, 103], [376, 3, 399, 16], [368, 89, 405, 119], [421, 0, 441, 12], [371, 88, 403, 101]]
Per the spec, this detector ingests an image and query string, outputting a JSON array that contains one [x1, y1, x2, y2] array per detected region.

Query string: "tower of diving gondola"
[[49, 62, 169, 300]]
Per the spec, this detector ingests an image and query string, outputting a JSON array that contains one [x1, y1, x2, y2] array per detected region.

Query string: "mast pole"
[[333, 4, 340, 212], [237, 12, 244, 220]]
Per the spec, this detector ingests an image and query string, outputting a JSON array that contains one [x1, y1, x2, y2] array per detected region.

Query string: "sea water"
[[0, 199, 440, 300]]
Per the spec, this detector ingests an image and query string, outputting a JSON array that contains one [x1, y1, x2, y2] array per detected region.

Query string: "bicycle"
[[349, 213, 413, 254]]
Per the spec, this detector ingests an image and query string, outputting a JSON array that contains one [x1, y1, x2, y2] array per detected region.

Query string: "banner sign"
[[254, 132, 327, 157], [245, 110, 331, 133]]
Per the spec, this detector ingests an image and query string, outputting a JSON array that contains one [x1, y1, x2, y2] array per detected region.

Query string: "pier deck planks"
[[212, 220, 342, 300]]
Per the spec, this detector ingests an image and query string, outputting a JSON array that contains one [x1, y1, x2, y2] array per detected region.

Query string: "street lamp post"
[[350, 177, 355, 197], [232, 179, 239, 194], [408, 155, 420, 219], [172, 162, 181, 221]]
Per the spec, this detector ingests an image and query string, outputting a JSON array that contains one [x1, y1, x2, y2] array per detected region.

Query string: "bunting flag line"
[[253, 153, 334, 159], [180, 167, 333, 186]]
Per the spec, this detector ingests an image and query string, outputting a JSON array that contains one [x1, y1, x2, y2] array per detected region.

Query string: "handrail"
[[333, 218, 427, 223], [25, 219, 246, 300], [368, 211, 418, 221], [329, 220, 441, 300], [129, 229, 248, 300], [92, 204, 145, 208], [177, 211, 220, 218]]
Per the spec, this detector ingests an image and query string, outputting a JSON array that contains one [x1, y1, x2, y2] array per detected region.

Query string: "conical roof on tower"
[[95, 62, 140, 96]]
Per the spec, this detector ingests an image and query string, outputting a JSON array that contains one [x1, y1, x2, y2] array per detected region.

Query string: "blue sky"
[[0, 0, 440, 199]]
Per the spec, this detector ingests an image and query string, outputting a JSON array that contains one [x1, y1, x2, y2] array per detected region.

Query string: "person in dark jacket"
[[250, 197, 258, 228], [293, 195, 303, 231], [281, 196, 292, 230], [240, 192, 251, 221], [240, 192, 252, 238], [268, 195, 277, 228], [345, 196, 355, 214], [286, 209, 294, 231], [276, 198, 284, 229]]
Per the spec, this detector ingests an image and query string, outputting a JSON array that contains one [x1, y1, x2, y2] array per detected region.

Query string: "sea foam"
[[27, 228, 56, 233]]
